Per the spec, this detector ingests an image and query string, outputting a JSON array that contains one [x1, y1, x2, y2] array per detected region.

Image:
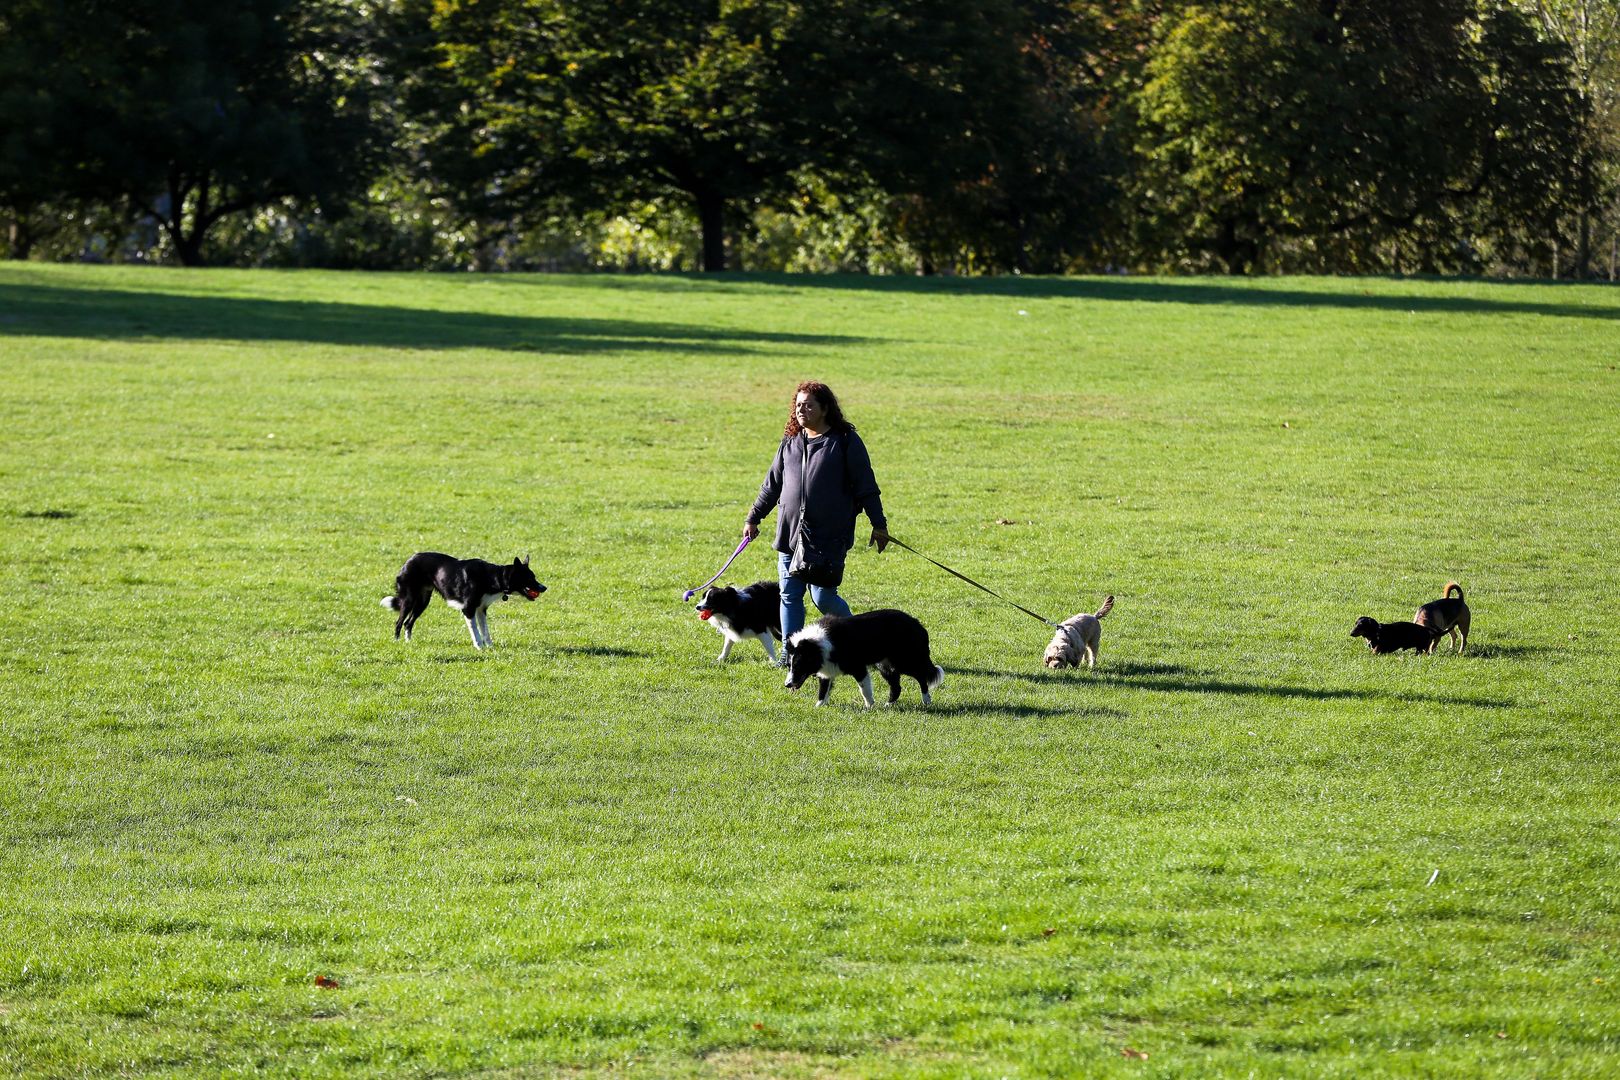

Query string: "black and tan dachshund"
[[1350, 616, 1443, 655]]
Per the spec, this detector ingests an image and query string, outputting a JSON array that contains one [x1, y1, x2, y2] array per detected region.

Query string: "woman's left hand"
[[869, 527, 890, 553]]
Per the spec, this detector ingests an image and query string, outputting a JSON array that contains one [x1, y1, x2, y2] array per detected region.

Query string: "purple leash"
[[682, 535, 753, 601]]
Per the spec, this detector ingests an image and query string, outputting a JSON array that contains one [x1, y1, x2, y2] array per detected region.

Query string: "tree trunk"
[[1215, 216, 1257, 274], [1576, 149, 1593, 279], [1577, 209, 1591, 280], [695, 188, 727, 272], [7, 216, 33, 260], [160, 174, 209, 267], [174, 228, 206, 267]]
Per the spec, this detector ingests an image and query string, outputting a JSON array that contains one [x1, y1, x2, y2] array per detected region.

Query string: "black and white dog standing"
[[783, 609, 945, 707], [695, 580, 782, 662], [382, 552, 545, 649]]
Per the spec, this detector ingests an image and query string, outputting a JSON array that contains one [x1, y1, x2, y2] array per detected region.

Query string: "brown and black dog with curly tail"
[[1413, 581, 1470, 654]]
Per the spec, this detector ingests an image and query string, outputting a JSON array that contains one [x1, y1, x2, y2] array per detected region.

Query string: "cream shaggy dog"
[[1043, 595, 1114, 669]]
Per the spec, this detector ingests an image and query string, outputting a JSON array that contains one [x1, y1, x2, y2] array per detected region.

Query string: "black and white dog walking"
[[783, 609, 945, 707], [695, 580, 782, 662], [382, 552, 545, 649]]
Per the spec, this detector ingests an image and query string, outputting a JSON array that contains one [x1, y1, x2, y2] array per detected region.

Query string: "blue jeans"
[[778, 552, 852, 640]]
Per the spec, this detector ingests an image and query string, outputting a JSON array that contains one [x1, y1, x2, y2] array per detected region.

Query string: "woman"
[[745, 381, 890, 648]]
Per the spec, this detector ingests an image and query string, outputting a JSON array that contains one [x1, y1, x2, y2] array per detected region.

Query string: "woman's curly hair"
[[783, 381, 850, 438]]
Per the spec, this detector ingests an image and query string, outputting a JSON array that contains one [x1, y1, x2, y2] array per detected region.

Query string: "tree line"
[[3, 0, 1617, 276]]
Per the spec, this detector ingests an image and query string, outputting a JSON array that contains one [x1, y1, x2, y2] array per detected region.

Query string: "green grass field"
[[1, 263, 1617, 1078]]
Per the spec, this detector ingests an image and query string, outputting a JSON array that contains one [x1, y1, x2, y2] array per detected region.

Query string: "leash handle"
[[682, 535, 753, 601], [886, 536, 1057, 628]]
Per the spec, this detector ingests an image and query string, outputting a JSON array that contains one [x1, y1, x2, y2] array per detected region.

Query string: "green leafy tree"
[[1521, 0, 1620, 275], [1126, 0, 1586, 273], [408, 0, 835, 271], [0, 0, 389, 265], [0, 0, 97, 256], [818, 0, 1116, 273], [404, 0, 1118, 273]]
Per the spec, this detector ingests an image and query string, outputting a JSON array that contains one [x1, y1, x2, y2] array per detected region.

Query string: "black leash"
[[885, 536, 1058, 628]]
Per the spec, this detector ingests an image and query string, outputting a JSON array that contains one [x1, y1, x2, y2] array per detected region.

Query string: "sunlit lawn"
[[1, 263, 1616, 1077]]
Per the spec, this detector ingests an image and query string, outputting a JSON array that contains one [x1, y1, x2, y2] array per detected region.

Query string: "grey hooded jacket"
[[747, 426, 887, 560]]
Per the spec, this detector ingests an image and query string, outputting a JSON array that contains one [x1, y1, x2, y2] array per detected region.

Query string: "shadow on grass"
[[954, 661, 1514, 709], [596, 272, 1620, 322], [550, 644, 647, 659], [0, 282, 868, 354], [1104, 668, 1514, 709], [1461, 642, 1562, 660], [927, 701, 1127, 719], [805, 700, 1118, 719], [951, 661, 1195, 683], [422, 644, 650, 660]]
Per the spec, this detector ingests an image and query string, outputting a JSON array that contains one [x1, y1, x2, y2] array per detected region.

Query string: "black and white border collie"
[[784, 609, 945, 707], [382, 552, 545, 649], [695, 580, 782, 662]]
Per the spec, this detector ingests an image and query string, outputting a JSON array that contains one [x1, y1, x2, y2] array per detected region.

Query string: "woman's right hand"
[[743, 520, 759, 542]]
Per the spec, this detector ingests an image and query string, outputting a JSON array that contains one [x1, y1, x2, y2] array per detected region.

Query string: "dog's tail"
[[1095, 594, 1115, 619], [381, 595, 401, 611], [1444, 581, 1464, 601], [926, 665, 945, 691]]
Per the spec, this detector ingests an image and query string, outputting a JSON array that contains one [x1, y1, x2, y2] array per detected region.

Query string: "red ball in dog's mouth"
[[698, 610, 713, 620], [525, 589, 541, 599]]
